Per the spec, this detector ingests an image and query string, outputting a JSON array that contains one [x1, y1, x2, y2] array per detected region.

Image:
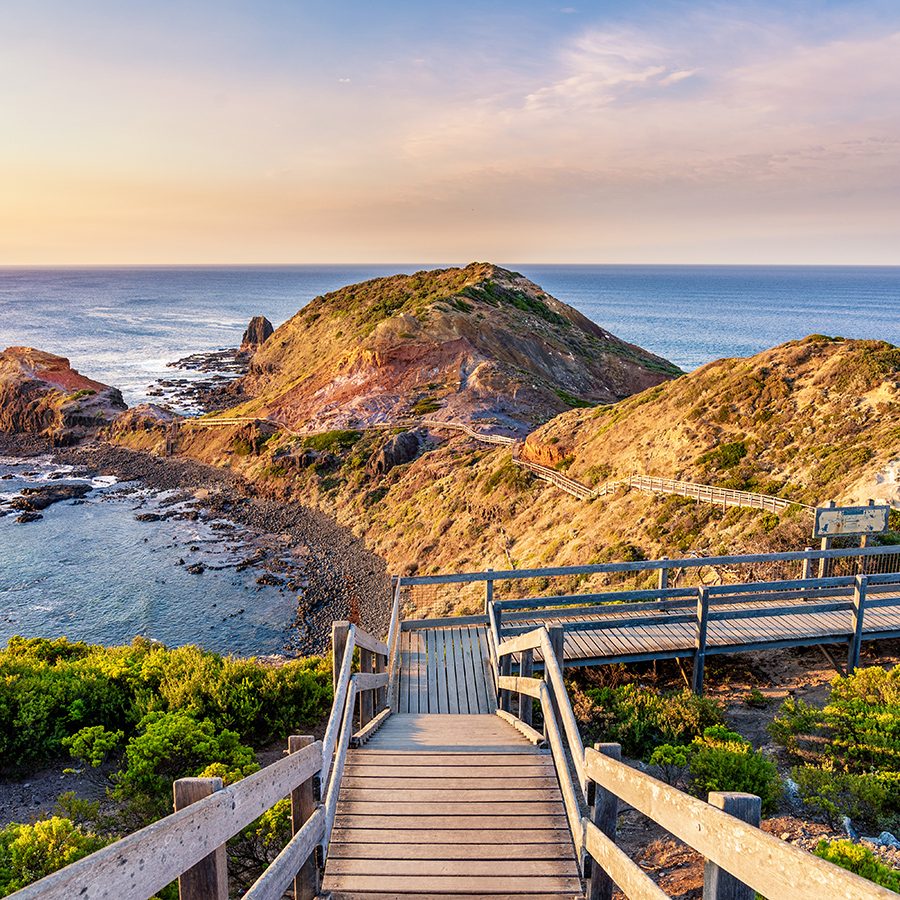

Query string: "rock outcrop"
[[0, 347, 127, 445], [368, 430, 422, 475], [232, 264, 681, 435], [240, 316, 274, 354]]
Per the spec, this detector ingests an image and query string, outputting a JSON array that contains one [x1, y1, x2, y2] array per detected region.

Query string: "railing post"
[[860, 499, 875, 574], [375, 651, 386, 711], [485, 567, 494, 615], [586, 742, 622, 900], [801, 546, 813, 580], [692, 588, 709, 695], [658, 558, 669, 593], [173, 777, 228, 900], [544, 625, 565, 743], [848, 574, 868, 674], [520, 648, 534, 725], [332, 621, 350, 695], [703, 792, 761, 900], [288, 735, 319, 900], [818, 500, 836, 578], [500, 653, 512, 712], [359, 647, 374, 726]]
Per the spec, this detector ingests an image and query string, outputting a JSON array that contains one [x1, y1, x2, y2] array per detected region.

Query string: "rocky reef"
[[0, 347, 127, 445]]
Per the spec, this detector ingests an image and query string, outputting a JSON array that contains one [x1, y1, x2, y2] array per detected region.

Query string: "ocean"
[[1, 265, 897, 406], [1, 264, 898, 653]]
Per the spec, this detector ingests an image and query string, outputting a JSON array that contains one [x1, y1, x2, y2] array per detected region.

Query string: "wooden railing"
[[512, 455, 815, 511], [9, 621, 391, 900], [490, 622, 899, 900], [497, 572, 900, 689]]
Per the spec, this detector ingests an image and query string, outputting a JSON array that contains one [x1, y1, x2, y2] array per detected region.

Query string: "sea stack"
[[240, 316, 274, 354]]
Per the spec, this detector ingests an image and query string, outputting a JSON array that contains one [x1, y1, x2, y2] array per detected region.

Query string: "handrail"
[[401, 543, 900, 585], [321, 623, 357, 792], [7, 742, 322, 900], [323, 679, 357, 853], [489, 616, 899, 900]]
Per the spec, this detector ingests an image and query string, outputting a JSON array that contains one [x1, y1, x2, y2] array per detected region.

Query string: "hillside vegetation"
[[225, 263, 679, 434]]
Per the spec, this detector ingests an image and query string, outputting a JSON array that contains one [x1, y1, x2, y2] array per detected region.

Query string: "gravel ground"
[[0, 433, 391, 654]]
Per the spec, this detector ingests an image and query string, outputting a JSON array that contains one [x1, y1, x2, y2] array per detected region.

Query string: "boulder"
[[240, 316, 274, 354], [0, 347, 127, 445], [368, 430, 421, 475], [11, 483, 92, 511]]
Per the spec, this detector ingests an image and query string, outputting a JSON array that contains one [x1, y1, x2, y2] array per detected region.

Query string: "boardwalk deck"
[[503, 589, 900, 667], [323, 715, 582, 898], [396, 625, 496, 714]]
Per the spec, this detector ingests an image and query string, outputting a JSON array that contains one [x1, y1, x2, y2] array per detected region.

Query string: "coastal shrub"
[[576, 684, 724, 759], [0, 817, 110, 896], [63, 725, 124, 768], [411, 396, 440, 415], [813, 839, 900, 891], [770, 667, 900, 772], [687, 727, 781, 813], [113, 711, 258, 820], [649, 727, 781, 812], [554, 388, 594, 408], [698, 440, 747, 470], [0, 637, 331, 773], [792, 766, 900, 832], [301, 429, 361, 452], [771, 667, 900, 828]]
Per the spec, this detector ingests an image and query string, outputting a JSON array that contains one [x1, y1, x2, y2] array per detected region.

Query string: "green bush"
[[814, 839, 900, 891], [688, 727, 781, 813], [771, 667, 900, 771], [579, 685, 724, 759], [113, 711, 258, 821], [792, 766, 900, 832], [0, 637, 332, 774], [63, 725, 123, 768], [0, 817, 110, 896], [300, 429, 361, 452]]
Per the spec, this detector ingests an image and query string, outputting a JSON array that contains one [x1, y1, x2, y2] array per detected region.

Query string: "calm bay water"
[[1, 264, 898, 653]]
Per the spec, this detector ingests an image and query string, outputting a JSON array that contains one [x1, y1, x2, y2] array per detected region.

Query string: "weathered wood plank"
[[334, 814, 569, 829], [354, 627, 389, 656], [328, 827, 575, 845], [327, 842, 576, 859], [341, 776, 561, 790], [339, 800, 567, 816], [324, 858, 580, 876], [322, 874, 583, 892]]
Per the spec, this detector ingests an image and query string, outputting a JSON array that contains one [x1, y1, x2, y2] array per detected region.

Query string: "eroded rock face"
[[368, 430, 421, 475], [240, 316, 274, 354], [0, 347, 127, 445]]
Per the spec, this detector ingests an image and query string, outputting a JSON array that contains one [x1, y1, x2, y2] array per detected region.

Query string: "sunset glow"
[[2, 1, 899, 264]]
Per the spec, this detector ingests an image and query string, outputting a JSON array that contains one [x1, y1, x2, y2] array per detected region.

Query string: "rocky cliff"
[[0, 347, 127, 445], [230, 263, 680, 435]]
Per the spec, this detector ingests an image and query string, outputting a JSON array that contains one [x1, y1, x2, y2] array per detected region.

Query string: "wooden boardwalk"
[[396, 625, 496, 714], [323, 715, 582, 898], [503, 588, 900, 667]]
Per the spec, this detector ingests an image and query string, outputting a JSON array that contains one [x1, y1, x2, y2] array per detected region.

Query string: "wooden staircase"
[[322, 625, 581, 897]]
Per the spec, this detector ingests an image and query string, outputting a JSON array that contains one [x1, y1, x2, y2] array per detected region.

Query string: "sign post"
[[813, 500, 889, 578]]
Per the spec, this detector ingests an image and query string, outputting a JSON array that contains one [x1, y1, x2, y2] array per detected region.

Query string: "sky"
[[1, 0, 899, 265]]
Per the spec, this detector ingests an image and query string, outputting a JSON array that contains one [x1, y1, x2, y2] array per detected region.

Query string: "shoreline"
[[0, 433, 391, 656]]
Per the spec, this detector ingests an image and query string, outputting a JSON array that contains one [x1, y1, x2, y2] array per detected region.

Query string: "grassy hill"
[[226, 263, 680, 435], [180, 335, 899, 579]]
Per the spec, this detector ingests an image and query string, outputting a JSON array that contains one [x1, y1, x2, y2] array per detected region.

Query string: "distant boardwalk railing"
[[512, 456, 813, 512]]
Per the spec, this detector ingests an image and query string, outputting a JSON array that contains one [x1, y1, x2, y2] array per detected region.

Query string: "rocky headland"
[[0, 347, 126, 445]]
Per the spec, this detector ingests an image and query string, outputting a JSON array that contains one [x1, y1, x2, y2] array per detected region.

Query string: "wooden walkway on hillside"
[[499, 584, 900, 669], [323, 715, 582, 898]]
